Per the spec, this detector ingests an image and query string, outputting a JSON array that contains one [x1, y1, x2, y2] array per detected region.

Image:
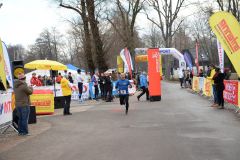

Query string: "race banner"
[[117, 56, 123, 73], [0, 93, 13, 125], [199, 77, 204, 91], [193, 77, 199, 91], [89, 83, 101, 99], [209, 11, 240, 77], [120, 47, 134, 75], [196, 40, 199, 75], [217, 39, 224, 73], [203, 78, 212, 97], [2, 41, 13, 88], [223, 80, 238, 105], [184, 51, 194, 74], [72, 83, 89, 100], [0, 38, 7, 92]]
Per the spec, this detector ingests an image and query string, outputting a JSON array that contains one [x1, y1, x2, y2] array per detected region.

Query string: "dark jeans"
[[78, 82, 83, 99], [138, 86, 149, 100], [94, 85, 99, 100], [64, 95, 71, 114], [218, 90, 224, 107], [179, 78, 183, 87], [100, 84, 104, 96], [119, 94, 129, 111], [105, 89, 112, 100], [16, 106, 30, 134], [212, 85, 219, 104]]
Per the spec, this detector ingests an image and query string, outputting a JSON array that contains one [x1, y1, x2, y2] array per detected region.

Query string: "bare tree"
[[145, 0, 194, 80]]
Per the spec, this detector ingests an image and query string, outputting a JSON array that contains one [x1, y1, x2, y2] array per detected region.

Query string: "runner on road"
[[116, 73, 132, 115]]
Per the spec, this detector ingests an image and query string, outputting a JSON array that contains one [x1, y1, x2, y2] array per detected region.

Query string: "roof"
[[188, 48, 210, 62], [65, 64, 85, 72]]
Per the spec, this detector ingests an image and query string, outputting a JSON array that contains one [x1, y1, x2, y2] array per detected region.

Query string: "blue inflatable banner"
[[184, 51, 193, 73]]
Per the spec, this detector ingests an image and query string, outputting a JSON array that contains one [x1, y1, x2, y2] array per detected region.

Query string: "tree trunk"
[[86, 0, 108, 74]]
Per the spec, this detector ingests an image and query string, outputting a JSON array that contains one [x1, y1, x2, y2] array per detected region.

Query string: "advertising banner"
[[30, 89, 54, 115], [193, 77, 199, 91], [89, 83, 101, 99], [117, 56, 123, 73], [217, 39, 224, 73], [148, 49, 161, 96], [0, 38, 7, 92], [184, 51, 193, 73], [203, 78, 212, 97], [2, 41, 13, 88], [199, 77, 204, 91], [196, 40, 199, 75], [120, 48, 134, 74], [71, 83, 89, 100], [223, 80, 238, 105], [209, 11, 240, 77], [0, 93, 12, 125]]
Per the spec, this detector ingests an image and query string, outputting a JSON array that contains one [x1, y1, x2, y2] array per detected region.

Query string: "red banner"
[[124, 47, 132, 79], [196, 40, 199, 75], [223, 80, 238, 105]]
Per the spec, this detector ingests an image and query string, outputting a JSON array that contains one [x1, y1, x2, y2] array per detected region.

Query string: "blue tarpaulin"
[[65, 64, 85, 72]]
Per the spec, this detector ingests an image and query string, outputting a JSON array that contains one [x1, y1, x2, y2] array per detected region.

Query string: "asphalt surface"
[[1, 81, 240, 160]]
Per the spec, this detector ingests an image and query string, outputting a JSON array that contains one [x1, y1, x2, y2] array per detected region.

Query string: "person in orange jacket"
[[56, 73, 62, 84]]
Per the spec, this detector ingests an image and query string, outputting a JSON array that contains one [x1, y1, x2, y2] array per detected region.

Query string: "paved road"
[[1, 81, 240, 160]]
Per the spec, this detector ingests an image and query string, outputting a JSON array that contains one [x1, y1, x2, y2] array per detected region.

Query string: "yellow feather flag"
[[117, 56, 123, 73], [209, 11, 240, 76], [0, 38, 7, 92]]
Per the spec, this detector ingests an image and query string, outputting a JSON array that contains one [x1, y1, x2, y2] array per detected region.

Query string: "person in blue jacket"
[[137, 71, 148, 101], [116, 73, 132, 115]]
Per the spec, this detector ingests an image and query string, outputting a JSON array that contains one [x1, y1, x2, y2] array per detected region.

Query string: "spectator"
[[184, 70, 189, 88], [61, 75, 73, 115], [199, 69, 203, 77], [179, 69, 184, 89], [224, 68, 231, 80], [36, 75, 43, 86], [104, 72, 113, 102], [77, 69, 85, 104], [68, 72, 74, 83], [30, 73, 37, 86], [85, 71, 91, 83], [213, 68, 225, 109], [205, 65, 211, 78], [13, 72, 33, 135], [46, 76, 53, 86], [99, 73, 105, 100], [92, 70, 100, 101], [189, 70, 193, 89], [137, 71, 149, 101], [56, 73, 62, 84], [207, 64, 218, 107]]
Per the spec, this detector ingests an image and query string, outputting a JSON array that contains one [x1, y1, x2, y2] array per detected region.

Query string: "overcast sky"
[[0, 0, 67, 47]]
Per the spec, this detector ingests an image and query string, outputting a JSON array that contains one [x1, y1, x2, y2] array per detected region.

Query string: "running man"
[[116, 73, 132, 115]]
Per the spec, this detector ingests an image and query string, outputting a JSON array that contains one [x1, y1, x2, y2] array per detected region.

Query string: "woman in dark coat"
[[104, 73, 113, 101], [213, 68, 225, 109]]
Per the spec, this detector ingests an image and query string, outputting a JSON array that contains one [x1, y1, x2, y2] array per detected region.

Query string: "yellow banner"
[[117, 56, 123, 73], [30, 93, 54, 115], [193, 77, 199, 91], [203, 78, 212, 97], [209, 11, 240, 76], [0, 38, 7, 92]]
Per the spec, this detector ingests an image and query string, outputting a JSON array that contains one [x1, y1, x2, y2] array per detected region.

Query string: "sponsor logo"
[[184, 54, 192, 70], [4, 60, 9, 75], [217, 19, 240, 53], [45, 65, 51, 68], [31, 100, 51, 107], [152, 52, 158, 58], [0, 54, 2, 62], [0, 101, 12, 115], [159, 49, 170, 53], [194, 80, 198, 88], [205, 82, 210, 92]]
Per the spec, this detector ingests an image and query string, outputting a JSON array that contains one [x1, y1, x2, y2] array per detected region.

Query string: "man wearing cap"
[[77, 69, 84, 104], [92, 70, 100, 101], [68, 72, 74, 83], [61, 75, 73, 115], [13, 72, 33, 135]]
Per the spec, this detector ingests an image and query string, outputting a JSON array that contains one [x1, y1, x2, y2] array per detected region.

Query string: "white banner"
[[198, 77, 204, 91], [129, 80, 136, 94], [2, 41, 13, 88], [217, 39, 224, 73], [0, 93, 12, 125], [120, 48, 134, 73]]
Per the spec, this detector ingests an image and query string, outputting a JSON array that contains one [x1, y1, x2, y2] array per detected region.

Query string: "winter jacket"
[[104, 76, 112, 91], [13, 80, 33, 107], [68, 76, 74, 83], [207, 69, 216, 85], [214, 73, 225, 91], [56, 75, 62, 83], [30, 76, 37, 85], [140, 75, 147, 87], [61, 78, 72, 96]]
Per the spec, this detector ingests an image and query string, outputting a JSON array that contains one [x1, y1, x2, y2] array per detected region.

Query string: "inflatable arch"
[[135, 48, 186, 71]]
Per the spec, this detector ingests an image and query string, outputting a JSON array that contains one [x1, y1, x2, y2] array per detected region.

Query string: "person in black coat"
[[99, 73, 105, 100], [68, 72, 74, 83], [104, 73, 112, 101], [213, 68, 225, 109]]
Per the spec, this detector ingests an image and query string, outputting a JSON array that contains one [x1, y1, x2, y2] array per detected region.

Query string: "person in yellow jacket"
[[61, 75, 73, 115], [207, 64, 219, 107]]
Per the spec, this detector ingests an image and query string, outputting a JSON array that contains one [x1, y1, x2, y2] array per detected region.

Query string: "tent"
[[65, 64, 85, 73]]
